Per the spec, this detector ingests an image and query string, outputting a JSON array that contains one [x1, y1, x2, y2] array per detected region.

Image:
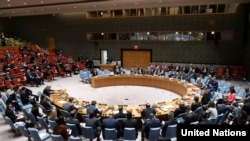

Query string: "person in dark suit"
[[198, 111, 215, 125], [85, 112, 101, 141], [114, 106, 126, 119], [141, 103, 156, 120], [5, 103, 25, 123], [101, 113, 119, 139], [191, 96, 202, 112], [6, 90, 21, 112], [86, 100, 102, 117], [216, 99, 232, 115], [161, 111, 178, 137], [143, 113, 161, 139], [123, 111, 139, 138], [114, 106, 127, 138], [31, 101, 43, 121], [65, 109, 82, 135], [43, 85, 55, 97], [19, 87, 32, 105]]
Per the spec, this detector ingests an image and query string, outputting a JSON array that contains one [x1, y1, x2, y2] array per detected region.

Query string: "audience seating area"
[[0, 45, 250, 141]]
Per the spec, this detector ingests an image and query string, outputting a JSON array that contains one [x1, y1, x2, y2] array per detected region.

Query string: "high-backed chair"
[[59, 109, 70, 117], [18, 124, 32, 141], [40, 105, 52, 116], [66, 123, 81, 137], [123, 127, 136, 140], [48, 119, 57, 130], [5, 116, 24, 136], [104, 128, 117, 140], [82, 126, 95, 140], [68, 136, 82, 141], [165, 124, 177, 140], [37, 116, 50, 133], [27, 127, 51, 141], [148, 127, 161, 141], [51, 134, 64, 141]]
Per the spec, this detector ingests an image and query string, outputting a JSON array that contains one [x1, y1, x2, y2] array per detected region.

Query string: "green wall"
[[0, 4, 249, 80]]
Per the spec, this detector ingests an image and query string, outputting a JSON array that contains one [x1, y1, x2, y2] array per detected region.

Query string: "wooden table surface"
[[50, 75, 201, 118]]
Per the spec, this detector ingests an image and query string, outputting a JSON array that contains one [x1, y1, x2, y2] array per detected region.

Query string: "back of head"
[[146, 103, 150, 108], [91, 100, 96, 105], [194, 96, 199, 102], [118, 106, 123, 112], [56, 116, 66, 125], [126, 111, 132, 119]]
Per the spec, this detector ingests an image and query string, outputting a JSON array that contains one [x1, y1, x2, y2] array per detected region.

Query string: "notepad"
[[58, 100, 67, 104]]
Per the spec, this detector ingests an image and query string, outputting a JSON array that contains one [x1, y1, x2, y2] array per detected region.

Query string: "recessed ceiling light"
[[57, 8, 60, 10], [7, 0, 11, 2], [74, 6, 77, 9], [8, 4, 11, 7], [40, 1, 44, 4], [24, 2, 27, 5], [113, 3, 116, 6], [12, 11, 15, 13]]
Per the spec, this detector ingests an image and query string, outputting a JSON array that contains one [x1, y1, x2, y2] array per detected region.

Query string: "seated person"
[[53, 116, 70, 141], [114, 106, 126, 119], [86, 100, 102, 117], [141, 103, 156, 121], [65, 109, 82, 135], [142, 113, 161, 139], [161, 111, 178, 137], [5, 103, 25, 123], [43, 85, 55, 97], [123, 111, 139, 138], [101, 113, 119, 139], [64, 97, 78, 112], [85, 112, 101, 141]]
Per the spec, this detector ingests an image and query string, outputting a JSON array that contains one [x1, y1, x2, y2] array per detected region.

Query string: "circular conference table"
[[50, 75, 201, 118]]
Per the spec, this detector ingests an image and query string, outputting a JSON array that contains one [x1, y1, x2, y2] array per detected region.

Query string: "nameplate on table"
[[160, 105, 175, 111], [57, 100, 67, 104]]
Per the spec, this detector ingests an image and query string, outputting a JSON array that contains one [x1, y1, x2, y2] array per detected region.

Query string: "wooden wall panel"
[[122, 49, 151, 69]]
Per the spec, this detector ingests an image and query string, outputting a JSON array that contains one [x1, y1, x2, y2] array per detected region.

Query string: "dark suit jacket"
[[20, 91, 30, 105], [101, 117, 119, 138], [161, 119, 178, 137], [5, 109, 17, 123], [65, 117, 82, 135], [123, 118, 139, 137], [144, 118, 161, 139]]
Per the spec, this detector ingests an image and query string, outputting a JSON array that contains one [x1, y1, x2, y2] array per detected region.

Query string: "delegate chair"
[[66, 123, 81, 137], [104, 128, 117, 140], [165, 124, 177, 140], [51, 134, 64, 141], [59, 109, 70, 118], [123, 127, 137, 140], [28, 127, 51, 141], [18, 124, 32, 141], [37, 116, 50, 133], [148, 127, 161, 141], [82, 126, 96, 140], [69, 136, 82, 141], [48, 119, 57, 130], [5, 116, 25, 136]]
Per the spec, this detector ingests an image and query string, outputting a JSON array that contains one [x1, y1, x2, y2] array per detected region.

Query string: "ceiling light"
[[74, 6, 77, 9], [113, 3, 116, 6], [57, 8, 60, 10], [24, 2, 27, 5], [40, 1, 44, 4], [8, 4, 11, 7]]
